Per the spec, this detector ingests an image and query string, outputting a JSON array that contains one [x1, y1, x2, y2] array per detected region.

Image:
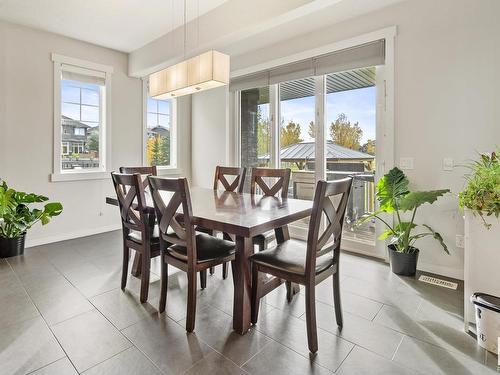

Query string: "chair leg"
[[121, 244, 129, 290], [333, 271, 343, 328], [209, 267, 215, 275], [159, 261, 168, 313], [285, 281, 294, 302], [186, 270, 197, 332], [139, 251, 150, 304], [200, 269, 207, 289], [305, 284, 318, 353], [251, 264, 261, 324], [222, 262, 228, 279]]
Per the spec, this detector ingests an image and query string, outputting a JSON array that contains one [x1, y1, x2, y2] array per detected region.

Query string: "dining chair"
[[203, 166, 246, 279], [118, 166, 157, 277], [111, 172, 160, 303], [148, 176, 236, 332], [250, 167, 291, 251], [250, 177, 352, 353]]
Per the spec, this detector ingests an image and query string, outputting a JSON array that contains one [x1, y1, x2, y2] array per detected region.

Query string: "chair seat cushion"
[[167, 233, 236, 263], [249, 239, 334, 276], [128, 225, 160, 243]]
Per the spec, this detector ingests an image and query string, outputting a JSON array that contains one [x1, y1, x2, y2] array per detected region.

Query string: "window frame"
[[51, 53, 113, 182], [141, 78, 179, 175]]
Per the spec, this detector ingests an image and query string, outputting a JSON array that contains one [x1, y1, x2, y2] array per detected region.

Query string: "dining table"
[[106, 187, 313, 335]]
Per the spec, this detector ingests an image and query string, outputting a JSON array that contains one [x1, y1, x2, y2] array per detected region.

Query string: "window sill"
[[156, 167, 184, 176], [51, 171, 111, 182]]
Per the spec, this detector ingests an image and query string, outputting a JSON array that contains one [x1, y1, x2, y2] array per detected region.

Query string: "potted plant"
[[459, 149, 500, 325], [357, 167, 450, 276], [0, 180, 63, 258]]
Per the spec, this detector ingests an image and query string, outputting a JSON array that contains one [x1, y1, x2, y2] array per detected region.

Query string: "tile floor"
[[0, 230, 497, 374]]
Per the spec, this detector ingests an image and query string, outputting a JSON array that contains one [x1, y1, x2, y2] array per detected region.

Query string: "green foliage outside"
[[147, 132, 170, 167], [357, 167, 450, 254], [88, 133, 99, 153], [0, 180, 63, 239], [458, 149, 500, 228], [329, 113, 363, 150]]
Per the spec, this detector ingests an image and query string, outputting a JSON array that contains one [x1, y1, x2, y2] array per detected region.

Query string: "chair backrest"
[[213, 166, 246, 193], [305, 178, 353, 277], [111, 172, 149, 235], [148, 176, 197, 264], [119, 166, 157, 190], [250, 168, 291, 198]]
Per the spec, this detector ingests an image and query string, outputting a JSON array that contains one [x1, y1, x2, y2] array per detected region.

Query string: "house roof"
[[62, 115, 90, 128], [259, 141, 374, 162]]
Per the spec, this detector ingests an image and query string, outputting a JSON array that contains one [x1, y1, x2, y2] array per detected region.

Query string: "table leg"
[[274, 225, 300, 299], [232, 235, 254, 335], [131, 252, 141, 278]]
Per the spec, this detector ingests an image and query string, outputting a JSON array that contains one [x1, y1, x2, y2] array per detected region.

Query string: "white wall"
[[228, 0, 500, 279], [190, 87, 229, 188], [0, 21, 143, 246]]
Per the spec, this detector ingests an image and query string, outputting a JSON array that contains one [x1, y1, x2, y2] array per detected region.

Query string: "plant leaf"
[[422, 224, 449, 254], [376, 167, 409, 212], [399, 190, 450, 211]]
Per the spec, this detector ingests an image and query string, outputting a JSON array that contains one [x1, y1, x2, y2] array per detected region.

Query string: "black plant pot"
[[0, 234, 26, 258], [387, 244, 419, 276]]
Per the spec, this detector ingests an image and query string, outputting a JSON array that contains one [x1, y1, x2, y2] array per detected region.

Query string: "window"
[[74, 127, 85, 136], [144, 80, 176, 168], [52, 54, 113, 181]]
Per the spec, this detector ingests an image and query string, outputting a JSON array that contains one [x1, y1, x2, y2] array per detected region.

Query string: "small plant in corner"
[[458, 149, 499, 229], [357, 167, 450, 276], [0, 180, 63, 258]]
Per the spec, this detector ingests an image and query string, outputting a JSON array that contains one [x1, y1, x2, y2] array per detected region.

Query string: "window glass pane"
[[145, 96, 173, 167], [60, 78, 102, 171], [158, 114, 169, 127], [81, 105, 99, 122], [157, 100, 169, 114], [81, 88, 99, 106], [61, 84, 80, 103], [61, 102, 80, 120]]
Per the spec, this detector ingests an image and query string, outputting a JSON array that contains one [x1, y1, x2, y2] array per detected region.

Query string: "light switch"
[[399, 157, 414, 170], [443, 158, 454, 171]]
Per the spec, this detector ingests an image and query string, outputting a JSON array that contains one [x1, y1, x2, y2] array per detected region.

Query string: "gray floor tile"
[[29, 357, 78, 375], [242, 341, 333, 375], [311, 301, 404, 359], [184, 352, 248, 375], [262, 284, 307, 318], [337, 346, 421, 375], [255, 308, 354, 372], [90, 288, 158, 330], [180, 305, 272, 366], [122, 313, 214, 374], [0, 316, 65, 375], [52, 309, 132, 372], [374, 303, 485, 361], [393, 336, 498, 375], [312, 279, 383, 321], [82, 347, 162, 375], [0, 291, 40, 328], [30, 283, 94, 326]]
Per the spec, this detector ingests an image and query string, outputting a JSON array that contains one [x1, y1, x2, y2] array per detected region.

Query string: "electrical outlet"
[[399, 157, 414, 170], [456, 234, 464, 249]]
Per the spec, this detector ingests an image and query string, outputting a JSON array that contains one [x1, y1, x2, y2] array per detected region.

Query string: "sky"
[[260, 86, 376, 144]]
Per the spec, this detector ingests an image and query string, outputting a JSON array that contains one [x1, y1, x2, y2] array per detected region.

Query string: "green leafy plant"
[[0, 180, 63, 239], [458, 149, 500, 229], [357, 167, 450, 254]]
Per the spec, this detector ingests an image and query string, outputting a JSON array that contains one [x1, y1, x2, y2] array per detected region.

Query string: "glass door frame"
[[232, 28, 395, 260]]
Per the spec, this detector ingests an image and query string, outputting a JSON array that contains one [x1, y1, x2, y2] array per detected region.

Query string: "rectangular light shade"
[[149, 50, 230, 99]]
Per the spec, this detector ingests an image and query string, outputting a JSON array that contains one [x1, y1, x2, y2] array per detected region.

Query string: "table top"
[[106, 187, 313, 238]]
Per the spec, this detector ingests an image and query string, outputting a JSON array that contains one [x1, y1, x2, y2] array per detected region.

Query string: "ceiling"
[[0, 0, 229, 52]]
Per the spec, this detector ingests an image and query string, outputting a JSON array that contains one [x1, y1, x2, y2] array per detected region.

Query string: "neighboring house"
[[61, 115, 90, 155], [147, 125, 169, 138]]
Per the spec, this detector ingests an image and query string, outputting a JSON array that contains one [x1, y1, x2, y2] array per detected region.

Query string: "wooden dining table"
[[106, 187, 313, 334]]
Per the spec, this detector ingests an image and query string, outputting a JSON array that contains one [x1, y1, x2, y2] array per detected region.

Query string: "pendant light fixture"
[[149, 0, 230, 99]]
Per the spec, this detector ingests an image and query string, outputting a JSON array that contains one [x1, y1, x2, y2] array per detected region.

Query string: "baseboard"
[[25, 224, 122, 248], [417, 261, 463, 281]]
